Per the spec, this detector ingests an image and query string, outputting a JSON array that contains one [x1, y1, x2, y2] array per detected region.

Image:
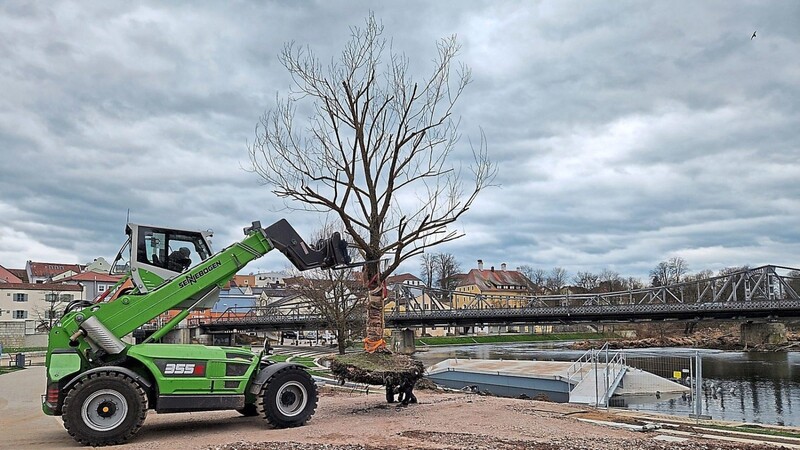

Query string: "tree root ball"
[[329, 352, 424, 387]]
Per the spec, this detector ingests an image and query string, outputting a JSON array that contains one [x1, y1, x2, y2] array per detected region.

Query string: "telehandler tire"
[[258, 365, 317, 428], [62, 371, 148, 446], [236, 403, 259, 416]]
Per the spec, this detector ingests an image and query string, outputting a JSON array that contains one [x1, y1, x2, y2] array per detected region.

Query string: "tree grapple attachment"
[[252, 219, 351, 271]]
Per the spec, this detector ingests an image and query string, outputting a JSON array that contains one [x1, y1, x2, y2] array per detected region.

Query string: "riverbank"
[[570, 329, 800, 352], [415, 332, 612, 347]]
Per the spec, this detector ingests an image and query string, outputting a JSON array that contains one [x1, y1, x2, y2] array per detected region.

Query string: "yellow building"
[[453, 261, 532, 309]]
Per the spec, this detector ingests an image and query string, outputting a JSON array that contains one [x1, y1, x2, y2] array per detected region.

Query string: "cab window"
[[136, 227, 211, 272]]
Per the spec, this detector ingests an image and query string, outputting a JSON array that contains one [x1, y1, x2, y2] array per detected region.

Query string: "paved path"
[[0, 366, 80, 449]]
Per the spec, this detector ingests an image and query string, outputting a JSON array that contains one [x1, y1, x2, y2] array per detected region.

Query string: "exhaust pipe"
[[80, 316, 127, 355]]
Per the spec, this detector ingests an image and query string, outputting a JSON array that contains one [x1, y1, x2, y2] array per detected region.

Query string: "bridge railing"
[[197, 265, 800, 329], [386, 265, 800, 313]]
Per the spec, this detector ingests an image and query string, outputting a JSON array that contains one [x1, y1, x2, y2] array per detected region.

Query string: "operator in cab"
[[167, 247, 192, 272]]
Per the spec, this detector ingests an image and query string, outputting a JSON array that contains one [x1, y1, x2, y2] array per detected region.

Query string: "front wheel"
[[258, 366, 317, 428], [62, 371, 148, 446]]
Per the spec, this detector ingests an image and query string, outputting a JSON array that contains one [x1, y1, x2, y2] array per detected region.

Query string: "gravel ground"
[[0, 366, 783, 450], [195, 388, 781, 450]]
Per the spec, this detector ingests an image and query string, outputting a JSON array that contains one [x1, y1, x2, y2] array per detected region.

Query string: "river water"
[[413, 342, 800, 427]]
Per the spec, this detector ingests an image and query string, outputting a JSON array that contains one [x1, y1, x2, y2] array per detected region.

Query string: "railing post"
[[694, 350, 702, 421], [594, 348, 599, 408], [604, 345, 610, 409]]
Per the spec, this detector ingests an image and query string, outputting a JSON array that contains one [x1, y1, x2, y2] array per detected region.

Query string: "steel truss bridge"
[[197, 265, 800, 332]]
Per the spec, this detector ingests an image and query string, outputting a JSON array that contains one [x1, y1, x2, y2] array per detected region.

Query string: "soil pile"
[[329, 352, 424, 386]]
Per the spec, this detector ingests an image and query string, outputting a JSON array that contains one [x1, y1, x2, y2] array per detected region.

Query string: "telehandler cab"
[[43, 219, 349, 446]]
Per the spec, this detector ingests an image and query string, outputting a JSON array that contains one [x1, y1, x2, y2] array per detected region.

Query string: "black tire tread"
[[236, 403, 259, 416], [62, 371, 148, 446], [257, 366, 318, 428]]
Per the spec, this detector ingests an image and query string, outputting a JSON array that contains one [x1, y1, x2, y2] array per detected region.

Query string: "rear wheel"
[[62, 371, 148, 446], [236, 403, 259, 416], [258, 366, 317, 428]]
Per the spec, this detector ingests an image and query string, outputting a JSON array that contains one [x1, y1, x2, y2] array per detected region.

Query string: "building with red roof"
[[453, 260, 533, 309], [0, 265, 23, 284], [25, 261, 84, 284]]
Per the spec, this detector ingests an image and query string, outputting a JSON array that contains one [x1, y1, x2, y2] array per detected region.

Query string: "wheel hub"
[[275, 380, 307, 417], [280, 391, 297, 406], [81, 389, 129, 432], [96, 401, 117, 418]]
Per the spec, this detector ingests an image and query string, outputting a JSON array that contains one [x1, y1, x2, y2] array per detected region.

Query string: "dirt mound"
[[329, 352, 424, 386]]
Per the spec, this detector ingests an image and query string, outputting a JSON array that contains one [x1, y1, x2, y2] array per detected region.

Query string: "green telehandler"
[[42, 219, 349, 446]]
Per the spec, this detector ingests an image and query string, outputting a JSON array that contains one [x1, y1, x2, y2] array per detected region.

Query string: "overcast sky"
[[1, 1, 798, 281]]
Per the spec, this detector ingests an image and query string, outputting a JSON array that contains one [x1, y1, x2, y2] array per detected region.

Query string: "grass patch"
[[699, 423, 800, 439], [266, 354, 291, 362], [306, 369, 329, 378], [415, 332, 613, 346], [0, 366, 23, 375], [291, 357, 318, 368], [3, 346, 47, 353]]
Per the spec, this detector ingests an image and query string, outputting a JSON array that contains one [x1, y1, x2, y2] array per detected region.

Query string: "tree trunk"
[[363, 261, 387, 352], [364, 284, 386, 352]]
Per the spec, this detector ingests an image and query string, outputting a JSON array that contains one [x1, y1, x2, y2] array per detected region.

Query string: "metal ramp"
[[567, 343, 627, 406]]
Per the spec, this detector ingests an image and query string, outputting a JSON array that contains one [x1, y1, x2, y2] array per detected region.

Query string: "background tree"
[[432, 253, 461, 291], [248, 15, 495, 351], [545, 267, 568, 294], [519, 265, 547, 289], [597, 268, 624, 292], [573, 271, 599, 291], [650, 257, 689, 286], [290, 227, 366, 354], [419, 254, 436, 288]]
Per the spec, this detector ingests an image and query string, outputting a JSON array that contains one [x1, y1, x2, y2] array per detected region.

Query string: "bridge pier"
[[391, 328, 416, 354], [740, 322, 787, 348]]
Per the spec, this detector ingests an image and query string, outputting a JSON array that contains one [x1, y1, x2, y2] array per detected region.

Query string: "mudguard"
[[63, 365, 153, 391], [248, 362, 306, 395]]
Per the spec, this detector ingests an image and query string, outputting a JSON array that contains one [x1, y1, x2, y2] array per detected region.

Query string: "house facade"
[[453, 261, 552, 335], [453, 261, 532, 309], [60, 272, 123, 301], [0, 282, 83, 343]]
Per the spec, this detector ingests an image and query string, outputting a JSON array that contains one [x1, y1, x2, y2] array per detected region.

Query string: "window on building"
[[45, 293, 58, 302], [60, 294, 74, 302], [98, 285, 106, 292], [13, 310, 28, 319], [13, 293, 28, 302]]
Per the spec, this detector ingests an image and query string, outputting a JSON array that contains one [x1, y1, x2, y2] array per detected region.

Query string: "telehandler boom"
[[43, 219, 349, 446]]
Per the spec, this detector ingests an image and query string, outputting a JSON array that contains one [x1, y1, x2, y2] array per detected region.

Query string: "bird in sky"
[[751, 30, 757, 40]]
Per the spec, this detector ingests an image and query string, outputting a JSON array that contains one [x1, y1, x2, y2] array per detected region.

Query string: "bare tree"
[[519, 265, 546, 288], [419, 254, 436, 288], [433, 253, 461, 291], [290, 228, 366, 354], [667, 257, 689, 284], [248, 15, 495, 351], [546, 267, 568, 293], [625, 276, 645, 290], [35, 291, 69, 332], [650, 261, 670, 287], [573, 271, 599, 291], [597, 268, 624, 292]]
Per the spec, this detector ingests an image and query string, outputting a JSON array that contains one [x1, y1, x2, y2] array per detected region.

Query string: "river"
[[413, 342, 800, 427]]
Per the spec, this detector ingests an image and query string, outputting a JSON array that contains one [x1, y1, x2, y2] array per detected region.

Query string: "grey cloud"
[[1, 1, 798, 281]]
